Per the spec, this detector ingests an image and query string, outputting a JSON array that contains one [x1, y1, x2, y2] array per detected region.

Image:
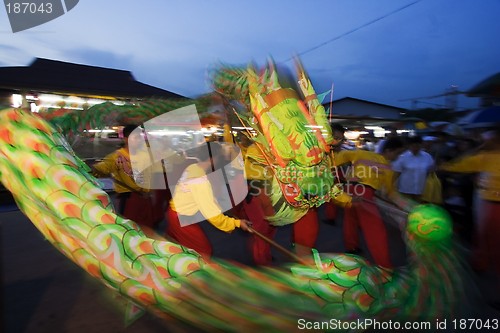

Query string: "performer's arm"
[[333, 150, 355, 166], [92, 154, 115, 177], [439, 154, 483, 173], [190, 176, 242, 232]]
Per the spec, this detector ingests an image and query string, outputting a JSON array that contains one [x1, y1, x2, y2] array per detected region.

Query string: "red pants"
[[243, 191, 276, 265], [116, 192, 155, 228], [292, 208, 319, 248], [343, 184, 392, 268], [473, 200, 500, 276], [151, 189, 170, 225], [324, 201, 338, 221], [165, 207, 212, 258], [243, 192, 319, 265]]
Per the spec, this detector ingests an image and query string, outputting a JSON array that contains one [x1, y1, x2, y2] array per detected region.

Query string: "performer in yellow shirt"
[[242, 141, 276, 265], [166, 142, 253, 258], [92, 125, 155, 230], [334, 137, 407, 269], [439, 130, 500, 278], [323, 123, 347, 222]]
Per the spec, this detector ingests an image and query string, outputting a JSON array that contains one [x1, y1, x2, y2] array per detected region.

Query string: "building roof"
[[466, 72, 500, 97], [320, 97, 411, 129], [0, 58, 186, 99], [328, 97, 407, 111]]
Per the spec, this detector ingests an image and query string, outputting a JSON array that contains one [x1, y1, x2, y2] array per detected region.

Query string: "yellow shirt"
[[440, 151, 500, 202], [93, 148, 148, 193], [333, 150, 394, 193], [170, 164, 241, 232]]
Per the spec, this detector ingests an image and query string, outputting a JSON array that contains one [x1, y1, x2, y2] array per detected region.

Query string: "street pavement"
[[1, 202, 499, 332]]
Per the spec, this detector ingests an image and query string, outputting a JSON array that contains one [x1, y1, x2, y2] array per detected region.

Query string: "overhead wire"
[[281, 0, 424, 63]]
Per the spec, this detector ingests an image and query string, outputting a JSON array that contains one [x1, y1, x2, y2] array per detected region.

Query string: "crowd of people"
[[91, 122, 500, 298]]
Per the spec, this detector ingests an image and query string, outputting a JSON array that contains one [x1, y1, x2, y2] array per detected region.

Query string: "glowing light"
[[38, 94, 63, 103], [30, 103, 39, 113], [38, 104, 84, 110], [86, 129, 116, 133], [232, 126, 254, 130], [147, 130, 188, 136], [37, 93, 125, 110], [364, 126, 391, 138], [344, 131, 365, 140], [11, 94, 23, 107]]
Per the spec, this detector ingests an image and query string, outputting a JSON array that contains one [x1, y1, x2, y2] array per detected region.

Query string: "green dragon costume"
[[0, 98, 472, 331], [213, 58, 349, 225]]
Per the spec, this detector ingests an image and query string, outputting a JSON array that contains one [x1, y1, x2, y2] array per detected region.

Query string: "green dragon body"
[[0, 107, 471, 331]]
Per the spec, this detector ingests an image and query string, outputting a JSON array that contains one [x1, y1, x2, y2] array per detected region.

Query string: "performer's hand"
[[239, 219, 253, 233]]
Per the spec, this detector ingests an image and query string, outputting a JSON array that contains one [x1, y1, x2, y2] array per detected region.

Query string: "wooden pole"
[[247, 226, 310, 266]]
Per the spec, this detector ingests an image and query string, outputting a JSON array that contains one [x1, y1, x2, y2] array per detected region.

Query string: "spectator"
[[421, 136, 438, 154], [374, 129, 397, 154], [393, 136, 435, 201]]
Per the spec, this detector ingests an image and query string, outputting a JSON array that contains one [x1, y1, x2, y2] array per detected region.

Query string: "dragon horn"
[[294, 56, 312, 97], [247, 65, 266, 112], [266, 57, 281, 90], [294, 57, 334, 146], [246, 64, 291, 167]]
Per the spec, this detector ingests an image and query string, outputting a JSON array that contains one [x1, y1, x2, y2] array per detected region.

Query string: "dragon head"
[[213, 58, 341, 223]]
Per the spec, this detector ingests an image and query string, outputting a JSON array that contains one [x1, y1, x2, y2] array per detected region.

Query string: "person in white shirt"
[[392, 135, 435, 200], [375, 130, 398, 154]]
